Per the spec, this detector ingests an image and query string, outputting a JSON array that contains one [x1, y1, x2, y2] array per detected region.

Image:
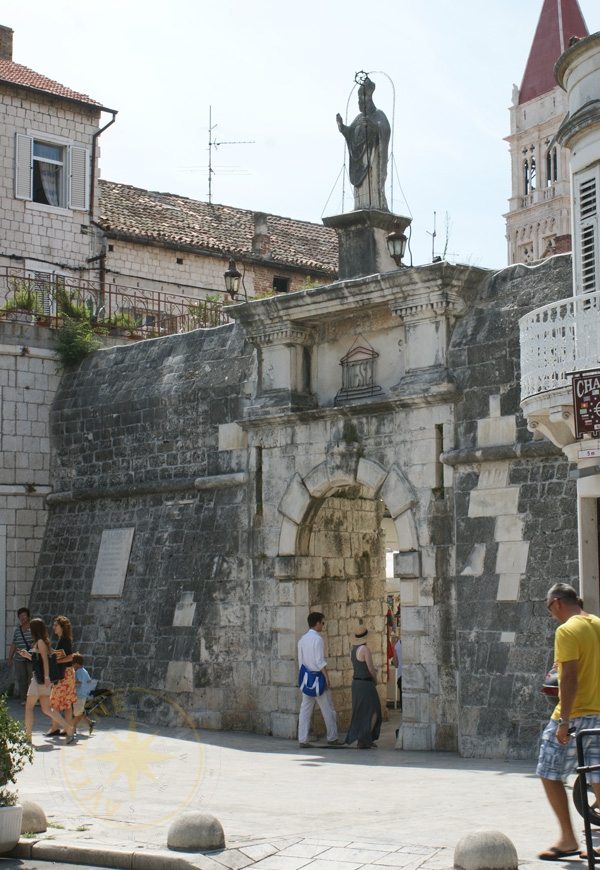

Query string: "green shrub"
[[54, 319, 100, 368], [0, 695, 34, 806]]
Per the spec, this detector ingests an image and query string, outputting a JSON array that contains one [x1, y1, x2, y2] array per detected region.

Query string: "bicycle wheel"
[[573, 775, 600, 827]]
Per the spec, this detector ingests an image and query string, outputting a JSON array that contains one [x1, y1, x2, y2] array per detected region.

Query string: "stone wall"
[[447, 253, 577, 759], [0, 321, 62, 655], [102, 239, 323, 302]]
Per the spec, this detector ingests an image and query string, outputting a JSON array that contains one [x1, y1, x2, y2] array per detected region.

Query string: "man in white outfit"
[[297, 611, 339, 748]]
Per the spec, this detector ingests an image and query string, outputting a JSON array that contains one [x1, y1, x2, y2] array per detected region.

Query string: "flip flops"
[[538, 847, 580, 861]]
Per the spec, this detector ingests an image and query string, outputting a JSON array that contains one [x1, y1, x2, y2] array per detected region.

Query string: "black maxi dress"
[[345, 644, 382, 746]]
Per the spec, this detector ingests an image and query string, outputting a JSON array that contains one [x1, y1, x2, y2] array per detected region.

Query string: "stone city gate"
[[271, 454, 420, 738], [27, 255, 580, 758]]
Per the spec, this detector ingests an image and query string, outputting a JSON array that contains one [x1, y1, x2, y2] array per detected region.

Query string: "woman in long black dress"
[[345, 623, 382, 748]]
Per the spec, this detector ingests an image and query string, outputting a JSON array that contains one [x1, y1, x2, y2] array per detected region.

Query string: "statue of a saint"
[[336, 76, 391, 211]]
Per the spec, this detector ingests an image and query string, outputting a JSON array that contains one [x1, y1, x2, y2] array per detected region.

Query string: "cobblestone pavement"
[[6, 699, 600, 870]]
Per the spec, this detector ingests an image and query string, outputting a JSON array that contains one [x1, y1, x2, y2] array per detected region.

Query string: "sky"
[[5, 1, 598, 271]]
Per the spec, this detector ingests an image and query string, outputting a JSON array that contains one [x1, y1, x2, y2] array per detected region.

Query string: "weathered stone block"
[[271, 711, 297, 739], [478, 462, 510, 490], [495, 515, 525, 542], [303, 461, 330, 498], [278, 518, 299, 556], [401, 723, 433, 751], [469, 488, 520, 517], [477, 415, 516, 448], [278, 473, 311, 524], [495, 541, 529, 575], [271, 660, 297, 685], [356, 458, 387, 493], [401, 606, 429, 635], [393, 510, 419, 551], [218, 422, 247, 451], [394, 550, 420, 578], [272, 606, 296, 632], [380, 464, 416, 518], [460, 544, 486, 576], [496, 574, 521, 601], [277, 632, 296, 660], [166, 662, 193, 693]]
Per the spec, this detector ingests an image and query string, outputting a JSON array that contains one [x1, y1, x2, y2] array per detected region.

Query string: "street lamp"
[[223, 258, 242, 299], [386, 221, 408, 268]]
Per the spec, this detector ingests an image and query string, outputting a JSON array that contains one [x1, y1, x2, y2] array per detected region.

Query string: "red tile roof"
[[519, 0, 588, 104], [97, 180, 339, 276], [0, 59, 103, 108]]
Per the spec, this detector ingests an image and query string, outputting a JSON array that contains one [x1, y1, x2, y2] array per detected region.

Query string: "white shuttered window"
[[15, 134, 33, 200], [14, 134, 89, 212], [575, 165, 600, 294]]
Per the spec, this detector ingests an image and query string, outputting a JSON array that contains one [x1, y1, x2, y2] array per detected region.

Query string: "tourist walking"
[[46, 616, 77, 737], [19, 618, 75, 745], [72, 653, 97, 735], [537, 583, 600, 860], [7, 607, 33, 703], [345, 621, 382, 748], [392, 635, 402, 710], [297, 611, 339, 748]]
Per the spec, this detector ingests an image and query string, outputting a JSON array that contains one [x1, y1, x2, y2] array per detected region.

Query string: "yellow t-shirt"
[[553, 613, 600, 720]]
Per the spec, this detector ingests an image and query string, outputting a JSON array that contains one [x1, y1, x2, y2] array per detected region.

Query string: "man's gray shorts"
[[537, 716, 600, 782]]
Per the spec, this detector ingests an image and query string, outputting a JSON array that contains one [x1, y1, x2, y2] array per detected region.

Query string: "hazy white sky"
[[5, 1, 598, 270]]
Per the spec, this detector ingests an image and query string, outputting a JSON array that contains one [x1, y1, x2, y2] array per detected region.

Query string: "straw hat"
[[353, 621, 369, 642]]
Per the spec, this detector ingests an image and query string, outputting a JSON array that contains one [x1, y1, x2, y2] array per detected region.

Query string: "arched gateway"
[[271, 451, 424, 742]]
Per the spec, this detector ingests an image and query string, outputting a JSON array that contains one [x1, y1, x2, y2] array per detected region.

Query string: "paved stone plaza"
[[7, 699, 597, 870]]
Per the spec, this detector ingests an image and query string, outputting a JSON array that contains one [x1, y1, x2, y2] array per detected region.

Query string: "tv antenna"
[[178, 106, 255, 203], [427, 211, 437, 262]]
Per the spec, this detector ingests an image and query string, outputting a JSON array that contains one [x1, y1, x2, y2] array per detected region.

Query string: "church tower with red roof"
[[504, 0, 588, 264]]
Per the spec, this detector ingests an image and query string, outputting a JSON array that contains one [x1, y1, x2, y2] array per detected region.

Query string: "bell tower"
[[504, 0, 588, 264]]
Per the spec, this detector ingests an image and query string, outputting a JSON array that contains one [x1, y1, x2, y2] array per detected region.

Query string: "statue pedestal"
[[323, 209, 411, 281]]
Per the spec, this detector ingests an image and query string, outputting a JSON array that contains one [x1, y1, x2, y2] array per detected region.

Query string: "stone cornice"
[[227, 261, 489, 335], [245, 322, 316, 347], [389, 289, 467, 321]]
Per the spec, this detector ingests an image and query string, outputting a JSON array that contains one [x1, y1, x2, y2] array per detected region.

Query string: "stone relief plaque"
[[335, 337, 382, 405], [91, 528, 135, 597]]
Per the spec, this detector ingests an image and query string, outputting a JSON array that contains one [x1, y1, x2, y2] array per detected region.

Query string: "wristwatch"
[[557, 718, 570, 725]]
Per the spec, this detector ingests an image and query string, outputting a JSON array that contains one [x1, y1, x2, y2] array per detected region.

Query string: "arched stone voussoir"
[[380, 463, 417, 519], [278, 517, 299, 556], [303, 462, 331, 498], [356, 458, 388, 493], [278, 472, 311, 524]]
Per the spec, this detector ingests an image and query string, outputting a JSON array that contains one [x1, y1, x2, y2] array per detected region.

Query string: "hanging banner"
[[572, 371, 600, 439]]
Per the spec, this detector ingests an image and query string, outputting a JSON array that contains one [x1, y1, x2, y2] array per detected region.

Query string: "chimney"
[[252, 212, 270, 258], [0, 26, 13, 61]]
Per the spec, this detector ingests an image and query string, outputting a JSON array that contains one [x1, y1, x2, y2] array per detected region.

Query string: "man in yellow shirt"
[[537, 583, 600, 860]]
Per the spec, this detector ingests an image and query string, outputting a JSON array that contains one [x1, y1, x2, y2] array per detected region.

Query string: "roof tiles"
[[98, 180, 339, 275], [0, 58, 102, 108]]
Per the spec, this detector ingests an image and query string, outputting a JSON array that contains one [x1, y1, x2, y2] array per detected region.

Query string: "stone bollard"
[[20, 801, 47, 834], [167, 812, 225, 852], [454, 830, 518, 870]]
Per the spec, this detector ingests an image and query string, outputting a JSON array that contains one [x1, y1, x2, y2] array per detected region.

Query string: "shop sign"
[[572, 371, 600, 438]]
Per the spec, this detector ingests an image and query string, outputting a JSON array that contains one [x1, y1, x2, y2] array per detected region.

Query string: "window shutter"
[[15, 134, 33, 200], [69, 146, 89, 211], [575, 168, 600, 294]]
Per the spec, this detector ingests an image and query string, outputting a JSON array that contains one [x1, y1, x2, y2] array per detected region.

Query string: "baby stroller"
[[84, 683, 114, 718]]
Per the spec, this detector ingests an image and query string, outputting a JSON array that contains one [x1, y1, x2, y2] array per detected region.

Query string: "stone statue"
[[336, 76, 391, 211]]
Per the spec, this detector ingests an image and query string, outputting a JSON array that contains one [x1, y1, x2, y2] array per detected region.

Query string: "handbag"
[[298, 664, 326, 697], [32, 649, 61, 685]]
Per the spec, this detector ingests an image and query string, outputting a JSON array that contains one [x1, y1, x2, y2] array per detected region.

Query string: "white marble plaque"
[[91, 528, 135, 597]]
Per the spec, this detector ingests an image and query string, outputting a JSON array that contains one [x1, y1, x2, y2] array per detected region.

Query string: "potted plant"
[[0, 695, 33, 853], [0, 278, 44, 324]]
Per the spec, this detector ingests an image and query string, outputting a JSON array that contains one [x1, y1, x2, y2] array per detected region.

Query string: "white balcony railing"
[[520, 291, 600, 400]]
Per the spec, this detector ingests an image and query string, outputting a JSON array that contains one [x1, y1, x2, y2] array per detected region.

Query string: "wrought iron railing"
[[0, 269, 230, 338], [520, 291, 600, 400]]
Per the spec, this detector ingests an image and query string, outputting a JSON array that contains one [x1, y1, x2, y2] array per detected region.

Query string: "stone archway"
[[270, 448, 420, 740]]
